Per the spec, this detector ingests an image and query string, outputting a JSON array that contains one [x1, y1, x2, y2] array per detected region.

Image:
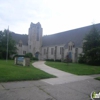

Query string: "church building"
[[11, 22, 100, 62]]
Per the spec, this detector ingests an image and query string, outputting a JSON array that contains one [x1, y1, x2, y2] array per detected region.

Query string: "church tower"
[[28, 22, 43, 60]]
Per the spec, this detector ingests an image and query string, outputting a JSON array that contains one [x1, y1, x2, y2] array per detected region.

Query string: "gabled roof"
[[11, 32, 28, 45], [42, 23, 100, 47]]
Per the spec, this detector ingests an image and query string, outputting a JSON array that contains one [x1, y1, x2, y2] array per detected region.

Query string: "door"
[[35, 52, 39, 59], [68, 52, 72, 62]]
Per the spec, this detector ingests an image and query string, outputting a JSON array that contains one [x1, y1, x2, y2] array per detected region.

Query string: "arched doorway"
[[68, 52, 72, 62], [35, 52, 39, 59]]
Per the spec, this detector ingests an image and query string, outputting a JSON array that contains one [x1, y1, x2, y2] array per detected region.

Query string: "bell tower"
[[28, 22, 43, 60]]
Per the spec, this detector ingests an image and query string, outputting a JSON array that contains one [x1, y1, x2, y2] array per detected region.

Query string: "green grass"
[[0, 60, 55, 82], [95, 77, 100, 81], [45, 61, 100, 75]]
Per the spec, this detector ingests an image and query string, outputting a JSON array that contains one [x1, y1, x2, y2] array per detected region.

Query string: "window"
[[60, 47, 62, 54], [69, 45, 73, 51], [60, 47, 64, 54], [23, 51, 26, 54], [75, 48, 78, 53], [55, 46, 57, 52], [37, 29, 39, 41], [19, 43, 22, 47], [47, 47, 49, 54], [71, 46, 72, 50], [69, 46, 70, 50], [44, 49, 46, 54], [51, 48, 54, 55], [33, 47, 35, 53], [75, 48, 78, 58]]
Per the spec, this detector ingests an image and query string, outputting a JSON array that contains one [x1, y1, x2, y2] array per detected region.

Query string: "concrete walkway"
[[33, 61, 99, 85]]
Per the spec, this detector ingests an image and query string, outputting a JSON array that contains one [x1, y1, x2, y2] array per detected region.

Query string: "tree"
[[0, 29, 17, 59], [79, 24, 100, 65], [0, 31, 3, 58], [83, 25, 100, 53]]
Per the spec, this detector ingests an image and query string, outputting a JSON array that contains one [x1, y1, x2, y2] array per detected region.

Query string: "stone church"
[[11, 22, 100, 62]]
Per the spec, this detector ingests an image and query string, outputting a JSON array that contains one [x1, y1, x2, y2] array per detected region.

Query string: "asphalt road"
[[0, 79, 100, 100]]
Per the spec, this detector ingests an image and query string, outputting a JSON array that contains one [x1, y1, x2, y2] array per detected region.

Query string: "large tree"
[[79, 24, 100, 65], [0, 29, 17, 59], [83, 25, 100, 52]]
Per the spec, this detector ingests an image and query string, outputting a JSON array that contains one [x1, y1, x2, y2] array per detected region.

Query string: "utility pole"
[[6, 26, 9, 62]]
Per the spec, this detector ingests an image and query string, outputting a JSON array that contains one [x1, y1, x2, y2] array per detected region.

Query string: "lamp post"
[[6, 26, 9, 62]]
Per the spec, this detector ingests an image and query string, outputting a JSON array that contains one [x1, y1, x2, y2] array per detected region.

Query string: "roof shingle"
[[42, 23, 100, 47], [11, 32, 28, 45]]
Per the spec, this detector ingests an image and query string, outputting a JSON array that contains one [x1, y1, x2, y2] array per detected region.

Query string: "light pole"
[[6, 26, 9, 62]]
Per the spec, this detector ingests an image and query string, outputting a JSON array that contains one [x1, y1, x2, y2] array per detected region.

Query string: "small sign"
[[17, 57, 24, 65]]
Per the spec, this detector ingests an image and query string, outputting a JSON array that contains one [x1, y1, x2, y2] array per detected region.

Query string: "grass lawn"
[[0, 60, 55, 82], [46, 61, 100, 75], [95, 77, 100, 81]]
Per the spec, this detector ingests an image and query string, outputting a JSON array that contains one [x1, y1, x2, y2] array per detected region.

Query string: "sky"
[[0, 0, 100, 35]]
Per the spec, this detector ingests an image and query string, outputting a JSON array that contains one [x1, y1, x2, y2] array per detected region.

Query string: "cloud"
[[0, 0, 49, 33], [0, 0, 100, 35]]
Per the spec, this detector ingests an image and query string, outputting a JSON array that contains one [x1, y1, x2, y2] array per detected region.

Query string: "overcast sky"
[[0, 0, 100, 35]]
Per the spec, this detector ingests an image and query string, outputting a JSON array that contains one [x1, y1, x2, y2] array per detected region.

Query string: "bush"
[[25, 53, 33, 60], [13, 53, 38, 61], [32, 57, 38, 61], [0, 52, 2, 59], [13, 55, 25, 59], [46, 59, 54, 61], [46, 59, 61, 62], [78, 54, 86, 64], [55, 59, 61, 62]]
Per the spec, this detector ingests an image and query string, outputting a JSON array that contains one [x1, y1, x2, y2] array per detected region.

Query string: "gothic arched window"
[[19, 40, 22, 47], [19, 43, 22, 47], [37, 27, 39, 41]]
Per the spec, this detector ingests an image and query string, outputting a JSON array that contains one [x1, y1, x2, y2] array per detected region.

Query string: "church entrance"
[[68, 52, 72, 62], [35, 52, 39, 59]]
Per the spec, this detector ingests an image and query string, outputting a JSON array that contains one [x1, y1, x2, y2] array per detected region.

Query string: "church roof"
[[42, 23, 100, 47], [11, 32, 28, 45]]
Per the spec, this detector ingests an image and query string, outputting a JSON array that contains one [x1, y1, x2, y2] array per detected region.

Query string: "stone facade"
[[42, 44, 82, 62], [28, 22, 42, 60], [12, 22, 100, 62]]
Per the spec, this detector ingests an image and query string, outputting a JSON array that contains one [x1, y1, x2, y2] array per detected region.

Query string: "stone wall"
[[16, 44, 28, 55], [42, 44, 65, 60], [28, 22, 42, 59], [42, 45, 83, 62]]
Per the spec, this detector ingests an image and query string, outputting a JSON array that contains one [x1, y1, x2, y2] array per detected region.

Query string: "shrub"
[[13, 55, 25, 59], [55, 59, 61, 62], [46, 59, 61, 62], [78, 54, 86, 64], [25, 53, 33, 60], [13, 53, 38, 61], [46, 59, 54, 61], [32, 57, 38, 61], [0, 52, 2, 59]]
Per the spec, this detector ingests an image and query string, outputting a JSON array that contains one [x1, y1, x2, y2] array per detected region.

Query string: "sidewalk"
[[33, 61, 95, 85]]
